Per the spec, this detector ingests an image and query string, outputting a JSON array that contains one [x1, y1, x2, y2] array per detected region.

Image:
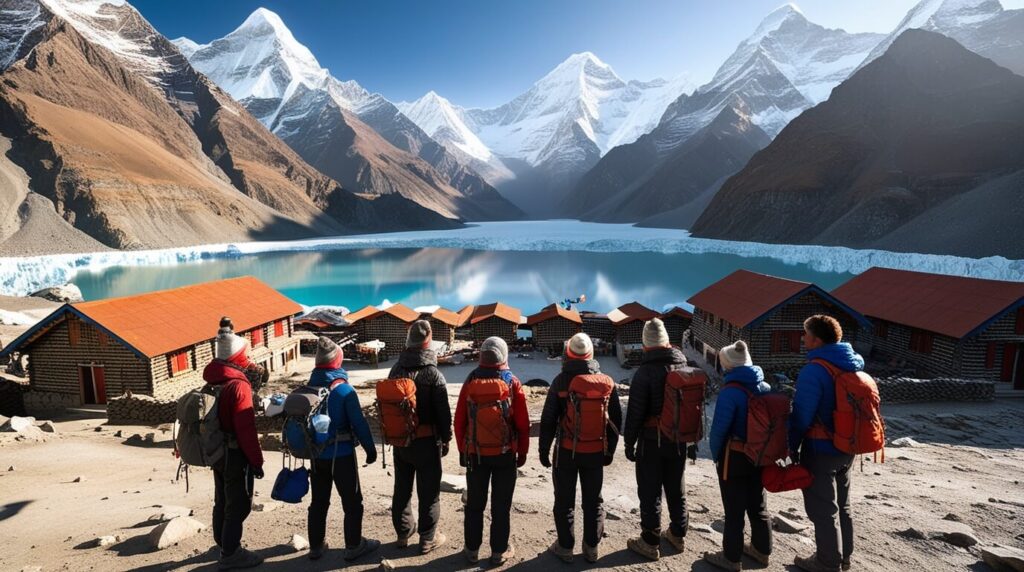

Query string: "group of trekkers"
[[186, 312, 881, 572]]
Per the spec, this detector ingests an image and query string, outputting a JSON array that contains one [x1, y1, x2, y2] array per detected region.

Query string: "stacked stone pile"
[[877, 376, 994, 403], [107, 393, 176, 424]]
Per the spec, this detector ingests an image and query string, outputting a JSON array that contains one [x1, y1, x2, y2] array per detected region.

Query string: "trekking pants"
[[465, 452, 517, 553], [212, 448, 254, 556], [392, 437, 443, 541], [717, 450, 772, 563], [636, 438, 688, 546], [802, 450, 854, 569], [552, 448, 605, 549], [308, 454, 364, 550]]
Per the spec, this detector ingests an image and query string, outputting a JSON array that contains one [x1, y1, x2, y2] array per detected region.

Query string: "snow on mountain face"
[[170, 36, 199, 58]]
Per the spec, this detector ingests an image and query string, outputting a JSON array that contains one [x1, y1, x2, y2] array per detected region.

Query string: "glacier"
[[0, 222, 1021, 297]]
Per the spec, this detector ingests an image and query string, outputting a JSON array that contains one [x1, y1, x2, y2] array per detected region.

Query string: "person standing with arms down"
[[539, 332, 623, 564]]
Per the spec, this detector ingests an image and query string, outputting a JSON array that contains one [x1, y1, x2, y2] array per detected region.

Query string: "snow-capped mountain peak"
[[748, 3, 807, 43], [397, 90, 493, 162], [171, 36, 200, 58]]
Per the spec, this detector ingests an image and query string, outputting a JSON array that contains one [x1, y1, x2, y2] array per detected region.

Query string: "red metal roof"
[[607, 302, 659, 326], [833, 267, 1024, 339], [470, 302, 522, 325], [71, 276, 302, 357], [526, 304, 583, 326], [687, 270, 812, 328], [660, 306, 694, 320]]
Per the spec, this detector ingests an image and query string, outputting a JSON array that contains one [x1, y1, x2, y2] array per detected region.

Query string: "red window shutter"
[[923, 332, 933, 355], [986, 342, 997, 369], [251, 328, 264, 346], [771, 331, 782, 354], [274, 320, 285, 337], [875, 321, 888, 339], [68, 320, 80, 347], [789, 331, 802, 353]]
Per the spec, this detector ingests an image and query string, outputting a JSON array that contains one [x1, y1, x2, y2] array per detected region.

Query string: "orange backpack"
[[465, 375, 514, 459], [725, 384, 791, 466], [375, 377, 421, 447], [651, 367, 707, 444], [810, 359, 886, 458], [560, 373, 616, 456]]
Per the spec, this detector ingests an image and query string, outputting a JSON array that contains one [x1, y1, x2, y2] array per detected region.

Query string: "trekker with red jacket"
[[454, 337, 530, 565], [202, 317, 266, 570]]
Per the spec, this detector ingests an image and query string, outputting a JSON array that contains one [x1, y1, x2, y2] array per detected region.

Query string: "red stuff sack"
[[762, 463, 814, 493]]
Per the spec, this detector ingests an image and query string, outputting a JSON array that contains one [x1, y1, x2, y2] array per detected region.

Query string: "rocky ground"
[[1, 357, 1023, 572]]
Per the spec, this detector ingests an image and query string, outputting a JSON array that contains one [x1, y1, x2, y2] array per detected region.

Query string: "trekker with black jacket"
[[623, 318, 690, 561], [539, 332, 623, 564], [386, 320, 453, 554]]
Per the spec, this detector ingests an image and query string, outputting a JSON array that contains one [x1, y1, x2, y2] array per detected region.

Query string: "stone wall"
[[107, 393, 176, 424], [877, 376, 995, 403], [23, 389, 81, 414]]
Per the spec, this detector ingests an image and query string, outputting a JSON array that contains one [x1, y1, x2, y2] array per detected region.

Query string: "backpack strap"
[[807, 359, 840, 440]]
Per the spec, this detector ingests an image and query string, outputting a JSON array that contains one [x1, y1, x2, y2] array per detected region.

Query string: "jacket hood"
[[398, 347, 438, 368], [723, 365, 771, 392], [308, 367, 348, 387], [808, 342, 864, 372], [203, 360, 248, 386], [641, 346, 687, 366], [562, 357, 600, 376]]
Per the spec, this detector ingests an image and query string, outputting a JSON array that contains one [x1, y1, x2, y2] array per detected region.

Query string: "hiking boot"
[[420, 532, 447, 555], [464, 547, 479, 564], [794, 553, 841, 572], [344, 538, 380, 562], [627, 537, 660, 561], [218, 547, 264, 570], [491, 544, 515, 565], [548, 541, 573, 563], [396, 524, 417, 548], [842, 557, 851, 571], [703, 551, 742, 571], [308, 541, 327, 561], [662, 529, 685, 552], [583, 543, 600, 563], [743, 543, 770, 566]]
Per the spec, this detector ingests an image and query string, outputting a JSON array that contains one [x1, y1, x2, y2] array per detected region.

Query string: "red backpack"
[[560, 373, 616, 456], [649, 367, 707, 444], [808, 359, 886, 459], [465, 377, 514, 460], [724, 384, 791, 466]]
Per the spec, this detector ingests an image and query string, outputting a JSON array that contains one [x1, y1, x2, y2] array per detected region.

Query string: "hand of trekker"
[[687, 444, 698, 462], [440, 440, 450, 457], [250, 465, 265, 480], [539, 449, 552, 468], [603, 454, 613, 467], [625, 444, 636, 462], [364, 447, 378, 466], [517, 452, 528, 468]]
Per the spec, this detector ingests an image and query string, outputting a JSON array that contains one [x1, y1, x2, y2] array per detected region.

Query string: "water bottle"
[[312, 414, 330, 445]]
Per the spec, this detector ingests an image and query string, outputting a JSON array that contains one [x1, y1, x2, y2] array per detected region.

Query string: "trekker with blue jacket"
[[306, 337, 380, 563], [790, 315, 862, 572], [703, 340, 773, 571]]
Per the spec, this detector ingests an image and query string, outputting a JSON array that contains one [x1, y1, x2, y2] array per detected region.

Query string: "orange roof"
[[70, 276, 301, 358], [428, 307, 464, 327], [526, 303, 582, 326], [607, 302, 659, 326], [344, 305, 380, 324], [660, 306, 694, 320], [346, 303, 420, 325], [456, 305, 474, 326], [833, 267, 1024, 339], [470, 302, 522, 325]]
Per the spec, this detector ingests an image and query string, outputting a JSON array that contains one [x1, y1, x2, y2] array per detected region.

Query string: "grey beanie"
[[406, 319, 432, 348], [479, 336, 509, 366], [642, 318, 670, 349], [315, 336, 342, 367]]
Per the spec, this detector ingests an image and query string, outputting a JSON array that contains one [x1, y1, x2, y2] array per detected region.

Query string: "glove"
[[440, 441, 450, 457], [625, 444, 637, 463], [516, 452, 527, 468], [687, 444, 698, 462], [603, 454, 613, 467], [364, 446, 378, 465], [459, 453, 468, 468], [250, 465, 264, 480], [539, 449, 552, 469]]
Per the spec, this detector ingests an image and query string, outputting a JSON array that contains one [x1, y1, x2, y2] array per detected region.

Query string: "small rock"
[[148, 516, 206, 550], [20, 567, 42, 572], [147, 505, 193, 522], [941, 530, 979, 548], [440, 474, 467, 494], [253, 501, 280, 513], [710, 519, 725, 533], [691, 524, 716, 534], [981, 544, 1024, 572], [890, 437, 919, 448], [773, 515, 808, 534], [942, 513, 962, 522], [606, 510, 622, 521], [289, 534, 309, 552], [780, 509, 805, 521], [36, 421, 57, 433], [691, 503, 710, 514], [72, 476, 85, 483], [7, 466, 13, 472], [94, 426, 104, 432], [381, 558, 397, 571], [114, 430, 123, 438], [899, 528, 927, 540], [93, 535, 121, 548]]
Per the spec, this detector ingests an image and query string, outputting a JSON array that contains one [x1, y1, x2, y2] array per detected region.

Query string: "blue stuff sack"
[[271, 466, 309, 504]]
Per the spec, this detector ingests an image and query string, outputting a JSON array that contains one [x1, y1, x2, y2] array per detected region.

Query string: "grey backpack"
[[174, 384, 226, 467]]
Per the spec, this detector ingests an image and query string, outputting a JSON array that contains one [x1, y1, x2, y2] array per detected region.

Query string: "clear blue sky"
[[132, 0, 1022, 108]]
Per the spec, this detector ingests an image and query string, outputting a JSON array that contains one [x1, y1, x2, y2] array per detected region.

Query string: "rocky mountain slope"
[[179, 9, 522, 222], [0, 0, 456, 253], [690, 30, 1024, 259], [562, 4, 883, 223]]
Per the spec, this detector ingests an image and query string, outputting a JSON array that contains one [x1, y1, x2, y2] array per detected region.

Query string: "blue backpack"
[[281, 381, 351, 459]]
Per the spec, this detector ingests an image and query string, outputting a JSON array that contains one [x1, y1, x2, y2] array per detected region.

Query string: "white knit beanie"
[[719, 340, 753, 370], [215, 317, 249, 361], [565, 332, 594, 360], [642, 318, 670, 349]]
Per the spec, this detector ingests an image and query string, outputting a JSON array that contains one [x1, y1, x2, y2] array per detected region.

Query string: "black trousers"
[[308, 454, 364, 550], [465, 452, 517, 553], [392, 437, 442, 541], [636, 438, 688, 546], [802, 450, 854, 569], [212, 448, 254, 556], [552, 448, 604, 549], [717, 450, 772, 563]]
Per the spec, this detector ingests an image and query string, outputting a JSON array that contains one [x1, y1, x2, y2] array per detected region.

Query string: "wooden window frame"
[[875, 320, 888, 340], [169, 350, 190, 376]]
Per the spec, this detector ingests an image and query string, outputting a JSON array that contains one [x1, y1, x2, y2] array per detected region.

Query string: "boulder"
[[289, 534, 309, 552], [899, 521, 979, 547], [982, 545, 1024, 572], [30, 284, 83, 303], [1, 416, 35, 433], [890, 437, 919, 448], [148, 516, 206, 550], [773, 515, 808, 534], [440, 474, 467, 494], [36, 420, 57, 433]]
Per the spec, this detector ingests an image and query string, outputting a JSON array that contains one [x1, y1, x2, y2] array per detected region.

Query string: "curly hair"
[[803, 314, 842, 345]]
